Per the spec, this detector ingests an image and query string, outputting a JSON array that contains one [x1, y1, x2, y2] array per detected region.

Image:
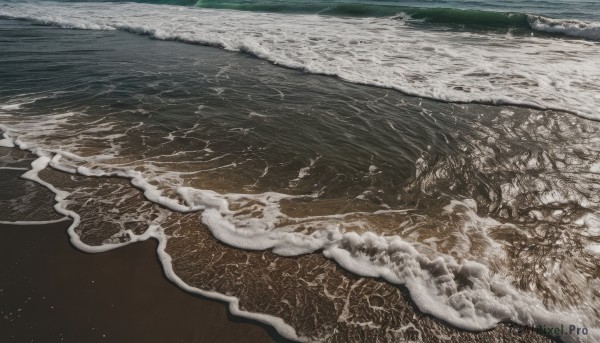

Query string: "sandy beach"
[[0, 221, 290, 343]]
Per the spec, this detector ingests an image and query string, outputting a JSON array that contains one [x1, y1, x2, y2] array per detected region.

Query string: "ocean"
[[0, 0, 599, 342]]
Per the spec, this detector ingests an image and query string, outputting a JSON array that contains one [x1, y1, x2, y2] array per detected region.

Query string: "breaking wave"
[[1, 1, 599, 121], [132, 0, 600, 40]]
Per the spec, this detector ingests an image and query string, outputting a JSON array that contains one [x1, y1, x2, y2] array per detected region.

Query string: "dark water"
[[0, 9, 599, 343], [52, 0, 600, 23], [3, 0, 599, 121]]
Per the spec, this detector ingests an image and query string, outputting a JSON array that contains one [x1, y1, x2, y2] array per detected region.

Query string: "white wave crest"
[[529, 15, 600, 41]]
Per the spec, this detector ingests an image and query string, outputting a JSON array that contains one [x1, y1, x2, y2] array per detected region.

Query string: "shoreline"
[[0, 177, 563, 343], [0, 15, 593, 341], [0, 221, 293, 343]]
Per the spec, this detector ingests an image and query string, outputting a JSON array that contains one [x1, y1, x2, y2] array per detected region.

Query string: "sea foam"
[[528, 15, 600, 41], [1, 112, 598, 342]]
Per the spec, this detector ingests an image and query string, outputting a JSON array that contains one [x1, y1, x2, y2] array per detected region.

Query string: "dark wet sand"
[[0, 221, 291, 343]]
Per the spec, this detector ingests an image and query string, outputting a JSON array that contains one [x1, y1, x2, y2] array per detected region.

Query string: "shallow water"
[[0, 6, 599, 343]]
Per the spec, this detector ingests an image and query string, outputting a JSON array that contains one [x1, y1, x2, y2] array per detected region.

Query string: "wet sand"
[[0, 221, 291, 343]]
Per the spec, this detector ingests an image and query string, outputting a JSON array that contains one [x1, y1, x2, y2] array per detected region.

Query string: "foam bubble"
[[0, 104, 22, 111], [0, 130, 15, 148], [587, 244, 600, 255]]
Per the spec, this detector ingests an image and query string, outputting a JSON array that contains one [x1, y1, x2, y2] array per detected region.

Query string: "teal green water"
[[196, 1, 532, 29], [50, 0, 600, 32], [134, 0, 600, 23]]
